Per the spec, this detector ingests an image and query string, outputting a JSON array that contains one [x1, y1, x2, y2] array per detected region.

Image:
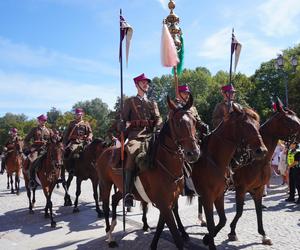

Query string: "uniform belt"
[[130, 120, 154, 128]]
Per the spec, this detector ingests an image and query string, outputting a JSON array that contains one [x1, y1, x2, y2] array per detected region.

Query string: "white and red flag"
[[231, 33, 242, 73], [120, 15, 133, 67]]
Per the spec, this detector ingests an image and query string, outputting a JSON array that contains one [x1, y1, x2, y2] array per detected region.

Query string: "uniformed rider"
[[24, 114, 53, 188], [121, 73, 162, 207], [0, 128, 21, 174]]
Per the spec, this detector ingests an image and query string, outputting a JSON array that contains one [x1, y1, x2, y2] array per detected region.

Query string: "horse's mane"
[[243, 107, 260, 123]]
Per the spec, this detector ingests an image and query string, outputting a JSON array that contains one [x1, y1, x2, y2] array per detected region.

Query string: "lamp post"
[[274, 54, 298, 107]]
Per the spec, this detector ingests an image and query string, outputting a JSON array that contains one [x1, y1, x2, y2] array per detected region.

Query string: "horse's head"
[[47, 137, 64, 168], [263, 100, 300, 143], [14, 137, 23, 154], [223, 103, 267, 160], [167, 95, 200, 163]]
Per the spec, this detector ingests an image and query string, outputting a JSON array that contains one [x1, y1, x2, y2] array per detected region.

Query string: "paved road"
[[0, 171, 299, 250]]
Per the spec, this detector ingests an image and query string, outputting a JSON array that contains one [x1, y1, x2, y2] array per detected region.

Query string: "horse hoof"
[[262, 237, 272, 245], [203, 234, 210, 245], [181, 232, 190, 241], [16, 192, 20, 196], [29, 210, 34, 214], [11, 190, 15, 194], [51, 221, 56, 228], [45, 214, 50, 218], [142, 224, 150, 232], [108, 241, 118, 248], [228, 234, 238, 241], [73, 207, 80, 213]]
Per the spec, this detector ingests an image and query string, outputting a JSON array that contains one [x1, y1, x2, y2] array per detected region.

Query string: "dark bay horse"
[[5, 138, 23, 195], [62, 138, 108, 217], [23, 138, 64, 228], [191, 104, 268, 250], [96, 96, 200, 249], [228, 102, 300, 245]]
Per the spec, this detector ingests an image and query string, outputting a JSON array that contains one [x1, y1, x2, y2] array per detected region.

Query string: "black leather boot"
[[124, 169, 134, 207]]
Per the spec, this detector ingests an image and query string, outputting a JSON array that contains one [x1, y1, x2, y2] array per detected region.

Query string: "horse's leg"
[[26, 183, 34, 214], [173, 199, 189, 241], [63, 173, 73, 206], [10, 174, 14, 194], [102, 184, 118, 248], [32, 187, 36, 208], [92, 179, 103, 218], [228, 189, 246, 241], [251, 188, 272, 245], [160, 207, 184, 250], [202, 199, 216, 250], [15, 174, 19, 195], [44, 186, 56, 228], [6, 173, 9, 189], [198, 196, 207, 226], [73, 178, 82, 213], [141, 201, 150, 231], [213, 194, 227, 237], [150, 212, 166, 250]]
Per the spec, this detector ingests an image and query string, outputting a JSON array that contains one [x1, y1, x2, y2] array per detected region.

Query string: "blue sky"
[[0, 0, 300, 118]]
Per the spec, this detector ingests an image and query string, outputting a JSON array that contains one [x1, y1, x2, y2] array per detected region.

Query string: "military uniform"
[[120, 94, 162, 205], [63, 119, 93, 159], [1, 134, 21, 173]]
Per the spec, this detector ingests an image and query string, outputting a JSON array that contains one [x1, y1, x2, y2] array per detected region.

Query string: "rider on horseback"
[[175, 84, 209, 139], [1, 128, 21, 174], [121, 73, 162, 207], [63, 108, 93, 165], [212, 84, 237, 129], [24, 114, 53, 188]]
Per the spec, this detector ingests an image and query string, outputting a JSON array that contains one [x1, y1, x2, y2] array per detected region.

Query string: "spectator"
[[278, 145, 288, 185], [285, 142, 300, 203]]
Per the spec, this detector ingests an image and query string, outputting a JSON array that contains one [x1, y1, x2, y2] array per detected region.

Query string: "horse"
[[62, 138, 108, 217], [228, 101, 300, 245], [5, 138, 23, 195], [22, 137, 64, 228], [95, 96, 200, 249], [190, 103, 268, 250]]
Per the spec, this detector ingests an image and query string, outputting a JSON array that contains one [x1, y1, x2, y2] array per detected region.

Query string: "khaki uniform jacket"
[[24, 126, 53, 149], [123, 96, 163, 140], [63, 120, 93, 146], [4, 135, 21, 151]]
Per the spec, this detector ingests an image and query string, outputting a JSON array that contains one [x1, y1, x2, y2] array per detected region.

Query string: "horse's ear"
[[276, 96, 284, 112], [167, 95, 177, 110], [183, 94, 193, 110], [270, 96, 277, 112]]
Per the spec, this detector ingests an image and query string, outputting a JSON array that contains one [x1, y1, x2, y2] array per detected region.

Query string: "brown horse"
[[228, 102, 300, 245], [191, 104, 268, 250], [62, 138, 108, 217], [23, 137, 64, 228], [96, 96, 200, 249], [5, 138, 23, 195]]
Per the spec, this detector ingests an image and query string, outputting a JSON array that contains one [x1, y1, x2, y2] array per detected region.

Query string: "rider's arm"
[[152, 101, 163, 130]]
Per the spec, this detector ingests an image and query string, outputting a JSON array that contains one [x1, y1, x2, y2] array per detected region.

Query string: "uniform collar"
[[136, 94, 148, 101]]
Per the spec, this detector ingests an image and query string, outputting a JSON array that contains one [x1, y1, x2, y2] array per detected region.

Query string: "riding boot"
[[124, 169, 134, 207]]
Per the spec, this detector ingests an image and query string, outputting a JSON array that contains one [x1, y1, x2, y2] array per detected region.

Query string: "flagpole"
[[165, 0, 182, 98], [119, 8, 126, 232], [229, 28, 234, 84]]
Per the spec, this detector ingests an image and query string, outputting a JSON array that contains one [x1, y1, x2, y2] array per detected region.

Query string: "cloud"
[[197, 27, 280, 75], [0, 37, 119, 77], [0, 71, 118, 117], [258, 0, 300, 37]]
